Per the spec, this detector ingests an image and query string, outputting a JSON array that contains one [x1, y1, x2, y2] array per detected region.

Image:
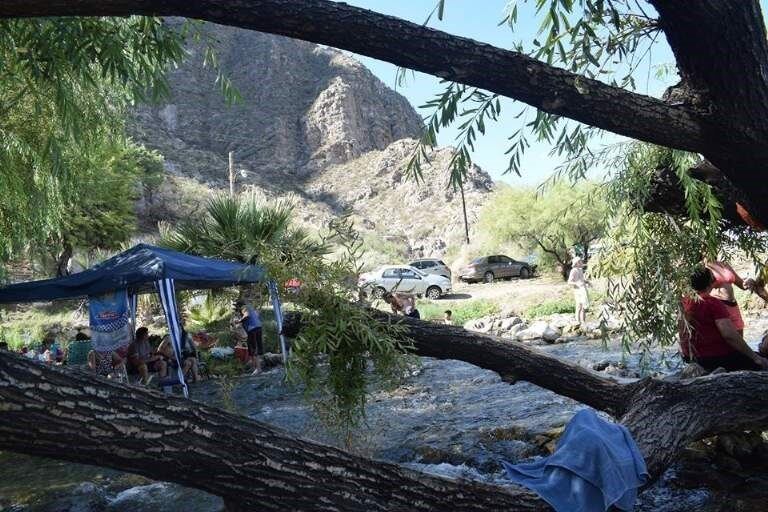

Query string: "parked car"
[[408, 258, 452, 280], [459, 255, 536, 283], [358, 265, 451, 299]]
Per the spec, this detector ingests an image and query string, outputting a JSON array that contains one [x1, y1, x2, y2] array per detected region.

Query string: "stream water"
[[4, 321, 768, 511]]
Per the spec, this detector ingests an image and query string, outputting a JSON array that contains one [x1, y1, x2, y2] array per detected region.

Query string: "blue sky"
[[336, 0, 678, 186]]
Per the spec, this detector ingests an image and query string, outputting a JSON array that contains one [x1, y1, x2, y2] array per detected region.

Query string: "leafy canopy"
[[595, 144, 768, 360], [0, 17, 187, 263], [410, 1, 768, 360], [476, 182, 608, 276]]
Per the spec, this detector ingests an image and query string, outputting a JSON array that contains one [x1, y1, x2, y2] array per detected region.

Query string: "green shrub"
[[188, 294, 231, 332], [418, 299, 500, 325], [201, 351, 247, 378], [525, 298, 575, 318], [0, 307, 75, 350]]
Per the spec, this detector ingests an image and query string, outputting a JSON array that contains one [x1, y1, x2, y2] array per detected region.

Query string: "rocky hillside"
[[130, 22, 493, 263]]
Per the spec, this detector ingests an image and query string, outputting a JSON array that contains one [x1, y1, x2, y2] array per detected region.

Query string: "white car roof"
[[378, 265, 425, 274]]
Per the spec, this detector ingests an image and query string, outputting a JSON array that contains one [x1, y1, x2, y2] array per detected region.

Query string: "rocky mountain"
[[130, 22, 493, 263]]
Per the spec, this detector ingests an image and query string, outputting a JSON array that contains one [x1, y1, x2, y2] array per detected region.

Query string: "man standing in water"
[[236, 300, 263, 375], [568, 257, 589, 325]]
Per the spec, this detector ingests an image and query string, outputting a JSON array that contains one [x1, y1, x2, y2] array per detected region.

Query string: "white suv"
[[358, 266, 452, 300]]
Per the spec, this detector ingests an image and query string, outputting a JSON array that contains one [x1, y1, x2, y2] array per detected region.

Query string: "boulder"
[[463, 318, 493, 334], [515, 321, 560, 342], [542, 326, 561, 343], [497, 316, 523, 332], [561, 322, 582, 336], [547, 314, 575, 329]]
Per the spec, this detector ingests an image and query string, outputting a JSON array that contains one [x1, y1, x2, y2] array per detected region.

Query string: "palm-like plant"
[[188, 293, 231, 332], [160, 193, 327, 265]]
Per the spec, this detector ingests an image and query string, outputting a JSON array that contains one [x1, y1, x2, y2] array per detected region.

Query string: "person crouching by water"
[[680, 266, 768, 372], [236, 300, 263, 375], [383, 292, 420, 319], [128, 327, 168, 385]]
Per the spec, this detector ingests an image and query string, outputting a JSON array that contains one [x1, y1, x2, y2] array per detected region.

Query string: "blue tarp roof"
[[0, 244, 265, 303]]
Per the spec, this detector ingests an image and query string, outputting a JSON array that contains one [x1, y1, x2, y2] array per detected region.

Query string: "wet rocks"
[[516, 321, 560, 343], [107, 483, 224, 512], [591, 360, 640, 378], [463, 318, 494, 334], [24, 482, 109, 512], [497, 316, 523, 332]]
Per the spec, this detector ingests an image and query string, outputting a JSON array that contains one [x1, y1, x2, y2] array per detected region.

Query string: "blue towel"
[[502, 409, 648, 512]]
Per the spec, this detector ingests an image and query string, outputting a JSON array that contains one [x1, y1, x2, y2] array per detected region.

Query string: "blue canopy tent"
[[0, 244, 288, 396]]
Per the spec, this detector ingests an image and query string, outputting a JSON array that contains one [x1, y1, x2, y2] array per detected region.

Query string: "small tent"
[[0, 244, 285, 396]]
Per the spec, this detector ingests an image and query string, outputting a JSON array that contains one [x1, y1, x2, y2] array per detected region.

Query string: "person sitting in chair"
[[127, 327, 167, 385], [87, 335, 126, 379], [157, 332, 202, 383]]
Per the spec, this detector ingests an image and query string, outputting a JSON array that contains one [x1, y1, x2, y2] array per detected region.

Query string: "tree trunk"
[[531, 237, 570, 281], [5, 316, 768, 509], [644, 161, 764, 230], [0, 350, 550, 512], [55, 241, 73, 278], [459, 180, 470, 245]]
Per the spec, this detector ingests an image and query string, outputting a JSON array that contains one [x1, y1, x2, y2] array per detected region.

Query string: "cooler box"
[[234, 346, 249, 363]]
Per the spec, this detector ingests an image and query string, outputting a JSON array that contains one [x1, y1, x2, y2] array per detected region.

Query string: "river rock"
[[497, 316, 523, 332], [516, 321, 560, 342], [547, 314, 575, 330], [593, 360, 615, 372], [106, 483, 224, 512], [463, 318, 493, 333], [26, 482, 108, 512], [561, 322, 583, 336], [503, 323, 526, 339]]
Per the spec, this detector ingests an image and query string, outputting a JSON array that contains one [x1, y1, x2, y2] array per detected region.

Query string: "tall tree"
[[0, 16, 185, 264], [477, 183, 608, 279]]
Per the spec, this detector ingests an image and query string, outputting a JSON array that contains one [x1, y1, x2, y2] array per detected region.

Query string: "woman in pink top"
[[706, 260, 745, 335]]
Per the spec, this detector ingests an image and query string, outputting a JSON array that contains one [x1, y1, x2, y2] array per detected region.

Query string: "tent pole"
[[267, 280, 288, 364], [156, 278, 189, 398]]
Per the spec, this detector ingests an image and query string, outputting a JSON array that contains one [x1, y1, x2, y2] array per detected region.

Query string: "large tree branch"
[[398, 315, 633, 417], [10, 0, 768, 226], [5, 317, 768, 504], [644, 160, 762, 229], [0, 351, 549, 512], [0, 0, 705, 154], [649, 0, 768, 226]]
